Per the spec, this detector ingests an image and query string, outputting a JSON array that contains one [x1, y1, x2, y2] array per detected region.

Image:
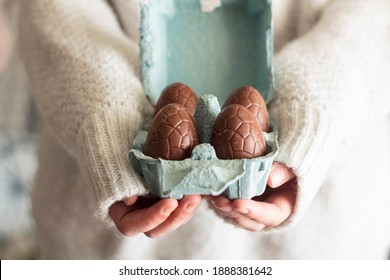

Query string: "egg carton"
[[129, 94, 278, 199], [129, 0, 276, 199]]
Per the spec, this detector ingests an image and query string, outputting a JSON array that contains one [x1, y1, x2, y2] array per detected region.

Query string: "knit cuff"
[[267, 94, 335, 230], [76, 105, 149, 226], [265, 38, 347, 230], [262, 0, 390, 231]]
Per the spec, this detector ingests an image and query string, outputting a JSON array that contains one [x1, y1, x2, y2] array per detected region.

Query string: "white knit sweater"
[[20, 0, 390, 259]]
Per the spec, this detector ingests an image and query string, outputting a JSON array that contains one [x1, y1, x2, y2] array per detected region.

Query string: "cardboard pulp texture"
[[129, 0, 277, 199]]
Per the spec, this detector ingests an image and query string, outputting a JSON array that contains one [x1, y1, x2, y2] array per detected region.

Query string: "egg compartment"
[[129, 94, 278, 199], [129, 0, 277, 199], [140, 0, 274, 105]]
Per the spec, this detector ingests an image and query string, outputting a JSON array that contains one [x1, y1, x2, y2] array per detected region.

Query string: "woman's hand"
[[210, 162, 297, 231], [109, 194, 202, 238]]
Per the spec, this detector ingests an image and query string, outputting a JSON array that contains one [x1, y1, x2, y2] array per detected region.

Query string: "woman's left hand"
[[209, 162, 297, 231]]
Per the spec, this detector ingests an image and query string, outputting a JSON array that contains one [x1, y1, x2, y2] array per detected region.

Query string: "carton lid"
[[140, 0, 274, 105]]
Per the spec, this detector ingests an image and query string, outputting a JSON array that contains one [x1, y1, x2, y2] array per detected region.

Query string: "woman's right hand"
[[109, 194, 202, 238]]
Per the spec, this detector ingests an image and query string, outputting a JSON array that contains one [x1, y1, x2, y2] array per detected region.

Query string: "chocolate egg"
[[145, 103, 200, 160], [154, 82, 198, 116], [211, 104, 266, 159], [223, 86, 269, 132]]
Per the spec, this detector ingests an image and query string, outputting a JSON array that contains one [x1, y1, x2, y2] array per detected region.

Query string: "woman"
[[20, 0, 390, 259]]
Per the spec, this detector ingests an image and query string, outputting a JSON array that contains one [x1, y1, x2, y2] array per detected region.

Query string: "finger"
[[232, 179, 297, 227], [267, 162, 296, 188], [111, 199, 178, 237], [230, 215, 266, 232], [109, 200, 135, 225], [211, 196, 267, 230], [123, 196, 139, 206], [145, 195, 202, 238], [209, 195, 233, 213]]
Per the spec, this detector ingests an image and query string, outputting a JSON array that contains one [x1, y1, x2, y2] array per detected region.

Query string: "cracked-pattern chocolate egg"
[[211, 104, 266, 159], [145, 103, 200, 160], [154, 82, 198, 116], [223, 86, 269, 132]]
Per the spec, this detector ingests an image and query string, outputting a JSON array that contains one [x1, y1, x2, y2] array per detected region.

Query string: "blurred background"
[[0, 0, 38, 259]]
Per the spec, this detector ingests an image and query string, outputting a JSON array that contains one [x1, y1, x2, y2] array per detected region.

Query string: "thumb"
[[267, 162, 295, 188]]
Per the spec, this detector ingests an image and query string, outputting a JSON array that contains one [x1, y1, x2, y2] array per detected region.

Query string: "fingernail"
[[236, 208, 249, 215], [123, 197, 132, 206], [219, 206, 232, 213], [186, 203, 196, 212], [162, 207, 173, 216], [270, 168, 285, 186]]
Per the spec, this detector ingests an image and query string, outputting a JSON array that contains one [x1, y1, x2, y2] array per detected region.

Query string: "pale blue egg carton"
[[129, 0, 277, 199]]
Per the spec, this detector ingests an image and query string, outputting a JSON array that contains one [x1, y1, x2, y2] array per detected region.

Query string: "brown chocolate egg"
[[211, 104, 266, 159], [223, 86, 269, 132], [145, 103, 200, 160], [154, 82, 198, 116]]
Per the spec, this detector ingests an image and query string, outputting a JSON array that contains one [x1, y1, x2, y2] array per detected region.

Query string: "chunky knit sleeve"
[[269, 0, 390, 229], [19, 0, 154, 223]]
